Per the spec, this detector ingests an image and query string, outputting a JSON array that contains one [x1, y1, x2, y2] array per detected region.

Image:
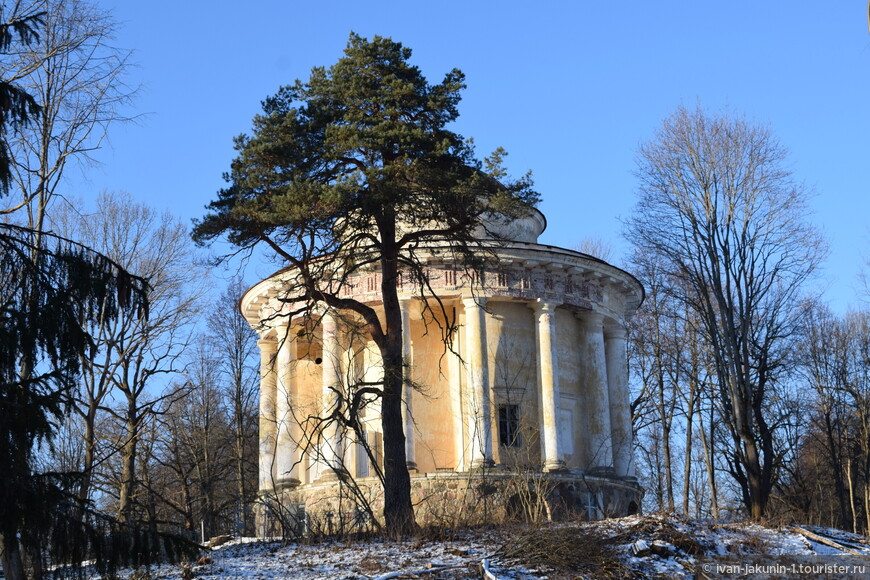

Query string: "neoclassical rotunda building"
[[241, 208, 644, 530]]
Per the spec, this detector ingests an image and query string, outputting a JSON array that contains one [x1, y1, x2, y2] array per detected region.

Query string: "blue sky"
[[81, 1, 870, 310]]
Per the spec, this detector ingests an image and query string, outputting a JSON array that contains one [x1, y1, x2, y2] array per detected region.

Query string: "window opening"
[[498, 404, 521, 448]]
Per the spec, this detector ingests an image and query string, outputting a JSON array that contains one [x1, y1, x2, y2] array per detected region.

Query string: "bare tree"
[[628, 249, 680, 512], [573, 236, 615, 262], [206, 278, 258, 535], [50, 191, 205, 523], [794, 301, 853, 529], [772, 303, 870, 532], [625, 105, 826, 519], [0, 4, 152, 577], [0, 0, 134, 233], [169, 341, 232, 538]]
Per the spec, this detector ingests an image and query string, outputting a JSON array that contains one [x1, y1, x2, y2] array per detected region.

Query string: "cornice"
[[240, 241, 644, 328]]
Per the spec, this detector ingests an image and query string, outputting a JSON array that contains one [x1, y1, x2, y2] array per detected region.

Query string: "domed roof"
[[472, 207, 547, 243]]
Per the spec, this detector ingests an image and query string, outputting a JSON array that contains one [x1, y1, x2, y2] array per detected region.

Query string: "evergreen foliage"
[[44, 502, 200, 578], [0, 5, 196, 577], [0, 222, 157, 576], [0, 8, 42, 193], [194, 33, 538, 256]]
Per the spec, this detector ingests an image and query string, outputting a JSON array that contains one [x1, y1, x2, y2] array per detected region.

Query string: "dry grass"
[[734, 529, 770, 554], [496, 525, 630, 579]]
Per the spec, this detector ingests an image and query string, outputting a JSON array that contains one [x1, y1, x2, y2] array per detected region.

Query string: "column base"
[[317, 468, 348, 482], [274, 477, 301, 491], [543, 460, 567, 472], [406, 461, 418, 473]]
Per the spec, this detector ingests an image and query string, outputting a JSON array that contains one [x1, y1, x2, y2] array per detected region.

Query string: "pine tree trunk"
[[380, 345, 414, 534], [378, 238, 415, 536]]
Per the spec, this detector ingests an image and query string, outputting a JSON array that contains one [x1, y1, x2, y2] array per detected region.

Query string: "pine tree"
[[193, 33, 538, 535]]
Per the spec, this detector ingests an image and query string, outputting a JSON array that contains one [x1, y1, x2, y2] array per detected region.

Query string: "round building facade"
[[241, 209, 644, 533]]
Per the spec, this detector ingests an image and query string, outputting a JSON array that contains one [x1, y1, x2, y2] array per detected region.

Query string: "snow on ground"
[[140, 532, 497, 579], [130, 515, 870, 579]]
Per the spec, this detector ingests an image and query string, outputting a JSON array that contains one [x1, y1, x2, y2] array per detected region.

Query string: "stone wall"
[[256, 471, 642, 537]]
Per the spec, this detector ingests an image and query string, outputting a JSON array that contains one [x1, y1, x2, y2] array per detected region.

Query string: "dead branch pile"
[[614, 518, 708, 556], [495, 525, 629, 579]]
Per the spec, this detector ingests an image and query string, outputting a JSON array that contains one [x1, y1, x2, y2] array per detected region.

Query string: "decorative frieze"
[[326, 248, 631, 322]]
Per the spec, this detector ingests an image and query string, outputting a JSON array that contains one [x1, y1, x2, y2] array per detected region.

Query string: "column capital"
[[604, 322, 627, 340], [257, 333, 277, 352], [320, 309, 337, 328], [399, 297, 424, 319], [462, 296, 487, 309], [576, 310, 604, 326], [528, 298, 559, 314]]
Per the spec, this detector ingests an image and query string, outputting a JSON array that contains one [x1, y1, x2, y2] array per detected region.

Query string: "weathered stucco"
[[243, 211, 644, 533]]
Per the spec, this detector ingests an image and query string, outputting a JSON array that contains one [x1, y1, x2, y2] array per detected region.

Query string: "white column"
[[321, 311, 343, 474], [400, 299, 417, 471], [530, 300, 564, 471], [578, 311, 613, 471], [258, 334, 278, 492], [274, 320, 299, 485], [463, 297, 492, 467], [448, 328, 466, 471], [605, 322, 633, 478]]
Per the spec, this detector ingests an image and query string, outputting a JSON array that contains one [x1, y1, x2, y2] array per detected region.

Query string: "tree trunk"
[[652, 430, 665, 510], [658, 371, 674, 513], [662, 421, 674, 512], [822, 409, 849, 529], [848, 460, 858, 534], [77, 406, 98, 517], [118, 400, 138, 523], [739, 430, 766, 520], [863, 412, 870, 534], [235, 393, 248, 534], [698, 404, 719, 518], [1, 534, 26, 580], [729, 368, 771, 519], [682, 398, 694, 516], [378, 238, 415, 535], [864, 483, 870, 536]]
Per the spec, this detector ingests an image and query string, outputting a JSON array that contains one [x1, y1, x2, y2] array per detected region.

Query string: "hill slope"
[[138, 514, 870, 579]]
